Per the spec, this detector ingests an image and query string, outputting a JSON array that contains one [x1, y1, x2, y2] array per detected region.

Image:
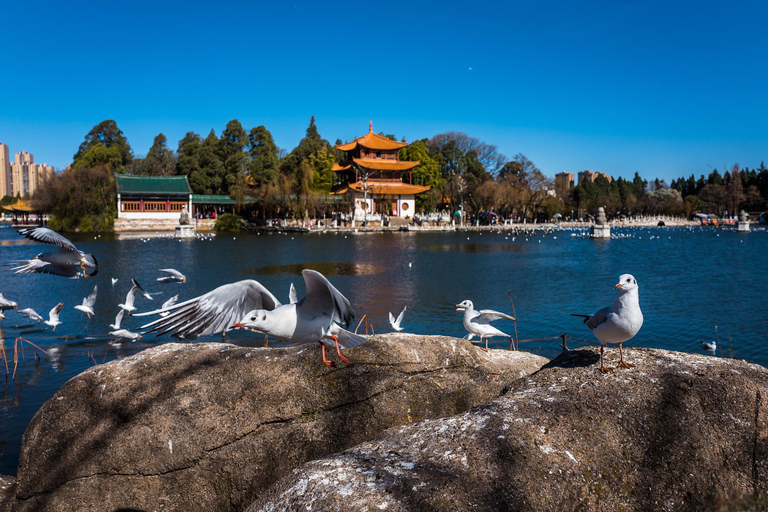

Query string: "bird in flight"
[[12, 228, 98, 278]]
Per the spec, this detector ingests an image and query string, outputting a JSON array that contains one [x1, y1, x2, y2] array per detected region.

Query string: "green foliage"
[[214, 213, 243, 232], [72, 143, 123, 172], [1, 195, 19, 206], [249, 126, 279, 184], [189, 130, 227, 194], [74, 120, 133, 169], [133, 133, 176, 175]]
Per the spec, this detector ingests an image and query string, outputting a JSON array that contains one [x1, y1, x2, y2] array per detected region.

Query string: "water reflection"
[[253, 262, 384, 276], [423, 243, 527, 253]]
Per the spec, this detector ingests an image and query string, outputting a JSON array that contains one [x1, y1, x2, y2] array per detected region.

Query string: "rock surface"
[[12, 334, 546, 511], [0, 476, 15, 512], [249, 347, 768, 512]]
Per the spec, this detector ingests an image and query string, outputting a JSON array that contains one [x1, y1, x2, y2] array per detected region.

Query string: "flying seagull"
[[44, 302, 64, 331], [571, 273, 643, 372], [231, 270, 368, 366], [119, 279, 151, 314], [109, 309, 125, 330], [455, 300, 515, 351], [0, 293, 19, 310], [18, 308, 43, 323], [12, 228, 98, 278], [110, 328, 143, 341], [159, 295, 179, 317], [157, 268, 186, 284], [389, 306, 407, 332], [134, 279, 282, 340], [74, 285, 98, 318]]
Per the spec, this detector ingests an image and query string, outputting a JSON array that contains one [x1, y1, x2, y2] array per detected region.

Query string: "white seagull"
[[572, 273, 644, 372], [389, 306, 407, 332], [159, 295, 179, 317], [111, 278, 119, 286], [110, 328, 143, 341], [74, 285, 98, 318], [0, 293, 19, 311], [12, 227, 98, 278], [17, 308, 43, 323], [289, 283, 298, 304], [230, 270, 368, 366], [455, 300, 515, 351], [157, 268, 186, 284], [109, 309, 125, 330], [134, 279, 282, 340], [44, 303, 64, 331], [701, 339, 716, 352], [118, 279, 150, 314]]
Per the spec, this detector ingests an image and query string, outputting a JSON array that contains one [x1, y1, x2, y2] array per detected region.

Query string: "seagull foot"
[[330, 335, 351, 365], [599, 365, 615, 373], [320, 342, 335, 367], [617, 361, 635, 369]]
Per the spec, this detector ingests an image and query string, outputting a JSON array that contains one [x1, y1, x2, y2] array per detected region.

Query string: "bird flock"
[[2, 226, 656, 371]]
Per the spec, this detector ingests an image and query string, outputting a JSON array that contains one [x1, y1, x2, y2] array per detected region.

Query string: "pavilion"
[[332, 122, 429, 218]]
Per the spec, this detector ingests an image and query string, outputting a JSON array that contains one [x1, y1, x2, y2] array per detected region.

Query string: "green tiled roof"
[[116, 175, 191, 195], [192, 195, 256, 205]]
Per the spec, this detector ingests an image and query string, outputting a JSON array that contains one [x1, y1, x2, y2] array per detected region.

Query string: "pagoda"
[[333, 122, 429, 218]]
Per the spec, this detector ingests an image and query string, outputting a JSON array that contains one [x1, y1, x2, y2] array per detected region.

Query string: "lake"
[[0, 224, 766, 475]]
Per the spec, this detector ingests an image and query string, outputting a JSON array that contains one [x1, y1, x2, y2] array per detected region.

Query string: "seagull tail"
[[335, 328, 369, 349], [570, 314, 591, 324]]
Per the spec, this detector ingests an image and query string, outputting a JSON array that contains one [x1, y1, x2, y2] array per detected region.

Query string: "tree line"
[[28, 118, 768, 231]]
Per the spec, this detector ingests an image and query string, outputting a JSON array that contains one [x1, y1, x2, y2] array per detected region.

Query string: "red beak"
[[231, 322, 244, 329]]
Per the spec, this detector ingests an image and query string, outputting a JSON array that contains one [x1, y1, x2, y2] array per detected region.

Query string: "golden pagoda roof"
[[1, 200, 38, 213], [348, 181, 430, 195], [351, 158, 420, 171], [335, 122, 409, 151], [331, 163, 352, 172]]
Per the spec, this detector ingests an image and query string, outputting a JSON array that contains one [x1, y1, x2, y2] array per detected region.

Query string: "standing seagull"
[[389, 306, 407, 332], [44, 303, 64, 331], [119, 279, 151, 314], [572, 273, 643, 372], [157, 269, 186, 284], [455, 300, 515, 351], [134, 279, 282, 340], [230, 270, 368, 366], [12, 228, 98, 278], [74, 285, 98, 318]]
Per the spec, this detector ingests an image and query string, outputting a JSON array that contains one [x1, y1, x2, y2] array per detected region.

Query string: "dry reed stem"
[[0, 337, 8, 376], [508, 291, 519, 351], [354, 314, 367, 335], [12, 338, 19, 380]]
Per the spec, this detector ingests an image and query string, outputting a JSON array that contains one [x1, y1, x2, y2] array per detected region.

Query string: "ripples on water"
[[0, 224, 766, 474]]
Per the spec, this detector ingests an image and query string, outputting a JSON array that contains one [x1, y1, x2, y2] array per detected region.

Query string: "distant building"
[[9, 151, 55, 198], [116, 175, 192, 220], [332, 122, 429, 217], [555, 172, 574, 190], [0, 143, 10, 198], [578, 170, 613, 185]]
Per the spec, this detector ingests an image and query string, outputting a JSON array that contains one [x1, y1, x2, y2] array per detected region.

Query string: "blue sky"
[[1, 0, 766, 183]]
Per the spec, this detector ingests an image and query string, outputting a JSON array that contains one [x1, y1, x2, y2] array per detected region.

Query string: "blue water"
[[0, 224, 766, 475]]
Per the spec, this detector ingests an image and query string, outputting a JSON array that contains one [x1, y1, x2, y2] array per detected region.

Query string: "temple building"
[[116, 175, 192, 220], [332, 122, 429, 218]]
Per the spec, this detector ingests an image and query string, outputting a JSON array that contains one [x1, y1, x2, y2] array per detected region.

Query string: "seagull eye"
[[626, 278, 631, 283]]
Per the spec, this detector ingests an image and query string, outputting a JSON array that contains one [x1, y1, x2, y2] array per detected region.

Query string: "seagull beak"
[[454, 304, 462, 308], [614, 283, 624, 289], [182, 278, 187, 283], [231, 322, 244, 329]]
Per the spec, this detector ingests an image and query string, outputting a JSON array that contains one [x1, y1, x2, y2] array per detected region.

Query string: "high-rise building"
[[0, 143, 10, 198], [578, 170, 613, 185], [9, 151, 54, 198]]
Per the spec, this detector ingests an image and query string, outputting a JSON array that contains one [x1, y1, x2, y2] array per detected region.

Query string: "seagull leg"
[[318, 341, 334, 367], [264, 334, 269, 347], [617, 342, 635, 369], [483, 337, 489, 352], [330, 335, 351, 364], [599, 345, 613, 373]]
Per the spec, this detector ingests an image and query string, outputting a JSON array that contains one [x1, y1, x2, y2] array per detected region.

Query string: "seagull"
[[109, 309, 125, 330], [157, 268, 186, 284], [159, 295, 179, 317], [110, 329, 142, 341], [571, 273, 644, 372], [289, 283, 298, 304], [0, 293, 19, 310], [134, 279, 282, 340], [11, 227, 98, 278], [17, 308, 43, 323], [44, 303, 64, 331], [74, 285, 98, 318], [455, 300, 515, 351], [389, 306, 407, 332], [118, 279, 150, 314], [230, 270, 368, 366], [701, 339, 716, 352], [0, 310, 4, 320], [111, 278, 119, 286]]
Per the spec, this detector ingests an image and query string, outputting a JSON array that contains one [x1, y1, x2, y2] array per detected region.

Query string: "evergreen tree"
[[73, 120, 133, 171], [248, 126, 279, 184]]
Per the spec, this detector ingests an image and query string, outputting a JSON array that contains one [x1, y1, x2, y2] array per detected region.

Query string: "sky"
[[1, 0, 766, 183]]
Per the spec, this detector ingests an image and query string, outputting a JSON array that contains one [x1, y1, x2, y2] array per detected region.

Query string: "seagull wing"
[[477, 309, 515, 322], [124, 285, 139, 308], [136, 279, 282, 337], [159, 268, 185, 280], [48, 302, 64, 322], [132, 278, 152, 300], [571, 307, 611, 331], [396, 306, 407, 325], [388, 312, 397, 329], [289, 282, 298, 304], [299, 269, 355, 327], [112, 308, 125, 329], [17, 227, 79, 252], [83, 285, 98, 307], [162, 295, 179, 310]]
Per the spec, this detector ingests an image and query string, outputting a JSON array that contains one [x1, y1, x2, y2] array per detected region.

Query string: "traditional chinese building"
[[333, 122, 429, 218], [116, 175, 192, 220]]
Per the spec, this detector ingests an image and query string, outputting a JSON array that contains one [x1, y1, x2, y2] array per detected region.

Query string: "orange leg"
[[482, 337, 489, 352], [330, 335, 350, 364], [318, 341, 334, 367], [617, 342, 635, 369], [599, 345, 614, 373]]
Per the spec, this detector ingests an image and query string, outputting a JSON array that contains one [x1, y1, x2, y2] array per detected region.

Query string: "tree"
[[73, 120, 133, 170], [248, 126, 279, 184], [135, 133, 176, 175], [429, 132, 506, 175], [176, 132, 202, 178], [72, 143, 123, 171], [189, 130, 226, 194], [220, 119, 249, 178]]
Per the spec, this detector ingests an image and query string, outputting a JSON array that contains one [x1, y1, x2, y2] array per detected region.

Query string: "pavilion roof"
[[191, 194, 255, 205], [351, 158, 419, 171], [116, 175, 191, 195], [335, 124, 409, 152], [348, 181, 430, 195]]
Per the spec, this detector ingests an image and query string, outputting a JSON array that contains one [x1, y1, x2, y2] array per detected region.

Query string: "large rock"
[[0, 476, 15, 512], [250, 347, 768, 512], [12, 334, 546, 511]]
